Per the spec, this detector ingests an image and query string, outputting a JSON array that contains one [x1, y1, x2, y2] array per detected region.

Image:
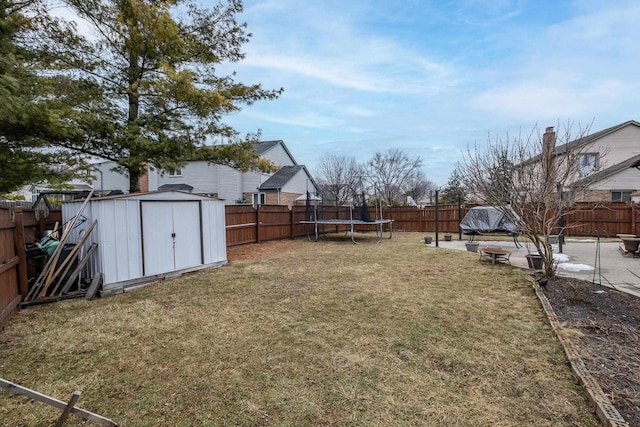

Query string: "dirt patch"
[[542, 277, 640, 426]]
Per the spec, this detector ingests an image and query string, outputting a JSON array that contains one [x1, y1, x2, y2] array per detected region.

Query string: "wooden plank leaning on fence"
[[25, 192, 94, 302], [0, 378, 118, 426], [44, 220, 97, 297]]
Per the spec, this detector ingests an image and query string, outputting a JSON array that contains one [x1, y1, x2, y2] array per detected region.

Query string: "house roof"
[[259, 165, 317, 191], [254, 140, 282, 155], [571, 152, 640, 188], [254, 140, 298, 166], [554, 120, 640, 155], [522, 120, 640, 168], [259, 165, 303, 190], [158, 183, 194, 192]]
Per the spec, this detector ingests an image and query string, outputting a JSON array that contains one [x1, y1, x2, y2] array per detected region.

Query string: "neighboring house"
[[258, 165, 316, 206], [91, 160, 131, 196], [92, 140, 318, 206], [12, 182, 94, 203], [554, 120, 640, 202]]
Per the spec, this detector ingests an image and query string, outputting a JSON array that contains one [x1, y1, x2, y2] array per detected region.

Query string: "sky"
[[220, 0, 640, 185]]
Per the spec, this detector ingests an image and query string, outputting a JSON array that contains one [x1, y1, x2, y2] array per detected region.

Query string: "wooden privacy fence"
[[563, 202, 638, 237], [224, 202, 640, 246], [3, 201, 639, 327], [225, 204, 369, 246], [0, 207, 61, 328]]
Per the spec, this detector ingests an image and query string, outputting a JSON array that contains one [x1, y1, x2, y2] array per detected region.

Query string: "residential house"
[[258, 165, 317, 206], [552, 120, 640, 202], [12, 181, 94, 203], [92, 140, 318, 206]]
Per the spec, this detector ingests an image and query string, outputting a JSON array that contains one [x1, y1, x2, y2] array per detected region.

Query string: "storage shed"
[[62, 191, 227, 295]]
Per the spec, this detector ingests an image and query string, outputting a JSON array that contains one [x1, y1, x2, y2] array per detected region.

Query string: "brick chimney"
[[138, 163, 149, 193], [542, 126, 556, 159], [542, 127, 556, 188]]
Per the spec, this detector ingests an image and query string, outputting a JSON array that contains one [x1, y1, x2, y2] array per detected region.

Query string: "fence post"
[[38, 210, 45, 235], [633, 203, 637, 236], [290, 207, 294, 239], [14, 207, 29, 297], [256, 205, 261, 244]]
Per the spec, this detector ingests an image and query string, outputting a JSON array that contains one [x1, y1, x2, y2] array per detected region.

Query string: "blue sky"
[[221, 0, 640, 185]]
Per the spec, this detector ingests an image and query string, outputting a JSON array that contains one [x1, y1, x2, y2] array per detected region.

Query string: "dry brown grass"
[[0, 232, 599, 426]]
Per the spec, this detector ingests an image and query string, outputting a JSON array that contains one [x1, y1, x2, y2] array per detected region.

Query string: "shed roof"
[[71, 190, 218, 203]]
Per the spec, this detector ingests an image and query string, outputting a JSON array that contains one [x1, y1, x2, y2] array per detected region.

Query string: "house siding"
[[156, 161, 219, 194], [217, 166, 242, 202], [581, 124, 640, 169], [560, 122, 640, 202], [588, 167, 640, 191], [261, 144, 296, 166], [242, 171, 270, 194], [93, 161, 130, 193], [281, 169, 311, 195], [574, 190, 612, 202]]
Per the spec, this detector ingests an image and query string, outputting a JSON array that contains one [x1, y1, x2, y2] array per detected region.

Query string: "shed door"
[[141, 201, 202, 276]]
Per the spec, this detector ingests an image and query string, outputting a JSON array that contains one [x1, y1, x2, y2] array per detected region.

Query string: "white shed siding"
[[141, 201, 203, 275], [201, 200, 227, 263], [98, 199, 143, 284], [62, 191, 227, 294]]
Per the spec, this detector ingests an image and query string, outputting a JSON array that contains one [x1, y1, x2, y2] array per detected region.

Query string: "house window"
[[168, 167, 182, 177], [611, 191, 631, 203], [252, 192, 265, 208], [578, 153, 598, 176], [31, 187, 41, 203]]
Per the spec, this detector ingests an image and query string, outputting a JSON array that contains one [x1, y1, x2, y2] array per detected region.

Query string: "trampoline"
[[301, 191, 393, 244], [301, 218, 393, 244]]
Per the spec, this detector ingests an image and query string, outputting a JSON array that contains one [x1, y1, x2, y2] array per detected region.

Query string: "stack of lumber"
[[23, 192, 102, 305]]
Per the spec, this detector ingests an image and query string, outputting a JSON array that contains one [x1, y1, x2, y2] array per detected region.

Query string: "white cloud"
[[470, 79, 625, 120]]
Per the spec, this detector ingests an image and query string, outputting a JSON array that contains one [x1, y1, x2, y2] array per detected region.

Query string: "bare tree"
[[315, 154, 363, 206], [404, 169, 436, 205], [459, 122, 594, 277], [366, 149, 423, 205]]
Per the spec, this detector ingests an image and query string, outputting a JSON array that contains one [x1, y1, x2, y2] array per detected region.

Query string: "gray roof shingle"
[[254, 140, 283, 155], [158, 183, 194, 192], [259, 165, 305, 190]]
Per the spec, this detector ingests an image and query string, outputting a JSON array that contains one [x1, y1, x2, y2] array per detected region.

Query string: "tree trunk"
[[129, 169, 140, 193]]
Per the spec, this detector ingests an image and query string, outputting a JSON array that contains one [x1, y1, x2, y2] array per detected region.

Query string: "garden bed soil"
[[542, 277, 640, 426]]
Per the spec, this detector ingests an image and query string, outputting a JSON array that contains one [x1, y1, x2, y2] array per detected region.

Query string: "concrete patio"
[[431, 236, 640, 298]]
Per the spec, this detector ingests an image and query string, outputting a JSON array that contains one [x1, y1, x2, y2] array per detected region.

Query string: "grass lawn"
[[0, 232, 599, 426]]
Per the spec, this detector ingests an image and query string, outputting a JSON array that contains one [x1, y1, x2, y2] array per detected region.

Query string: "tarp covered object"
[[460, 206, 519, 234]]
